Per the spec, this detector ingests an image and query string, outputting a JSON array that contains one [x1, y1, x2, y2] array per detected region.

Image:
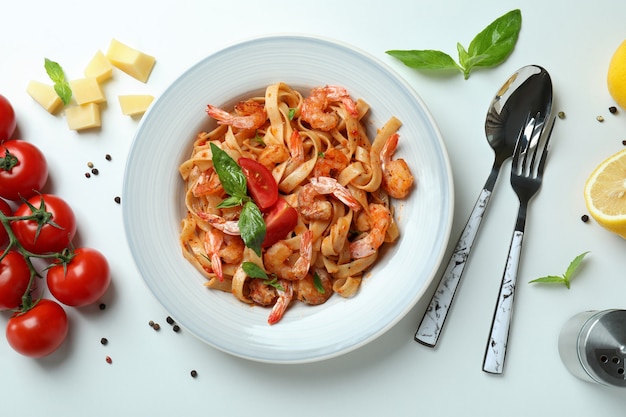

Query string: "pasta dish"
[[179, 82, 414, 324]]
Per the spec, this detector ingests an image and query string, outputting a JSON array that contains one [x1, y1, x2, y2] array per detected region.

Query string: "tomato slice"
[[262, 198, 298, 248], [238, 157, 278, 211]]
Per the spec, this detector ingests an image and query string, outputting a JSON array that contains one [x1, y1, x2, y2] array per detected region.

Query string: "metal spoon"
[[415, 65, 553, 347]]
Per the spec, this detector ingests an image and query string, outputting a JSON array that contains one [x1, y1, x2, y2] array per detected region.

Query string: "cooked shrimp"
[[220, 234, 245, 265], [264, 230, 313, 280], [313, 148, 349, 178], [381, 133, 414, 199], [248, 278, 278, 306], [196, 212, 240, 235], [297, 183, 333, 221], [204, 228, 224, 281], [309, 177, 361, 212], [206, 100, 266, 130], [301, 86, 358, 131], [295, 269, 334, 305], [192, 168, 223, 197], [287, 130, 304, 164], [298, 176, 361, 221], [349, 203, 392, 259], [248, 278, 294, 324], [267, 280, 293, 325], [258, 144, 289, 170]]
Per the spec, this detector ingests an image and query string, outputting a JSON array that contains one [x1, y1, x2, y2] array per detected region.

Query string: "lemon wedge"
[[607, 40, 626, 110], [584, 148, 626, 238]]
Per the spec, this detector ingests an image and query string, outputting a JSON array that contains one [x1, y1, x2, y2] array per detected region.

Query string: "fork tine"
[[536, 117, 556, 177], [511, 113, 533, 172]]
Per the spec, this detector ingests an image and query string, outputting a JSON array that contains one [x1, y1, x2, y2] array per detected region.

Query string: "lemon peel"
[[607, 40, 626, 110]]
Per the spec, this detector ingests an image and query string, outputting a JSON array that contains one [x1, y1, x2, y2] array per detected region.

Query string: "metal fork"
[[482, 113, 556, 374]]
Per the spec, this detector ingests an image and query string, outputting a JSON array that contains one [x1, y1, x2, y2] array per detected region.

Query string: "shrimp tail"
[[197, 212, 241, 235], [204, 229, 224, 281], [268, 280, 293, 325]]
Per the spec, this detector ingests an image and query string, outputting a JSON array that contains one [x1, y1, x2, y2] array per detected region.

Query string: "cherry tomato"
[[6, 298, 68, 357], [0, 251, 31, 310], [262, 198, 298, 248], [47, 248, 111, 307], [12, 194, 76, 254], [0, 140, 48, 201], [0, 94, 16, 142], [239, 157, 278, 211], [0, 198, 11, 248]]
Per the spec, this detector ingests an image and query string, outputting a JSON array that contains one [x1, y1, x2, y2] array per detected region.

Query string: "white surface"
[[123, 35, 453, 363], [2, 0, 626, 415]]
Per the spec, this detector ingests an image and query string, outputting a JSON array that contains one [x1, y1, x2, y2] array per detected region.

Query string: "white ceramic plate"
[[123, 35, 453, 364]]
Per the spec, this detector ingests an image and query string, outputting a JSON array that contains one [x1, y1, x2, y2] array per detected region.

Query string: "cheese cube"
[[106, 39, 156, 83], [118, 95, 154, 116], [69, 77, 106, 105], [84, 50, 113, 83], [26, 80, 63, 114], [65, 103, 101, 131]]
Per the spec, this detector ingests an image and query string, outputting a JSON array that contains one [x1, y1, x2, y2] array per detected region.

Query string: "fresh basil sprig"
[[242, 262, 284, 291], [44, 58, 72, 105], [386, 9, 522, 80], [528, 252, 589, 289], [209, 143, 266, 256]]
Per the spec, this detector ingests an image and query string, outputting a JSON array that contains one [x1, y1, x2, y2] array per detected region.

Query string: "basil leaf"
[[44, 58, 65, 84], [564, 251, 589, 280], [264, 276, 284, 291], [463, 9, 522, 73], [242, 261, 268, 279], [217, 195, 244, 209], [238, 201, 266, 257], [528, 276, 568, 287], [210, 143, 247, 197], [385, 49, 460, 71], [529, 252, 589, 289], [44, 58, 72, 105], [386, 9, 521, 80], [313, 271, 325, 294]]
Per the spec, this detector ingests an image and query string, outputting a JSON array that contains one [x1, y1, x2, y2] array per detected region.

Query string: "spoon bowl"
[[415, 65, 553, 347]]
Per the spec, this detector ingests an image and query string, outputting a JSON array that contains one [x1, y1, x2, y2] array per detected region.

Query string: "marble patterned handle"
[[482, 230, 524, 374], [415, 188, 492, 347]]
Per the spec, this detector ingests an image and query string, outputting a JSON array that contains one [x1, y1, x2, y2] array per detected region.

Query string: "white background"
[[2, 0, 626, 415]]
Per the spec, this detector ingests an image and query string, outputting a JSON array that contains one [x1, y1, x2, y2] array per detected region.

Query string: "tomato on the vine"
[[47, 248, 111, 307], [0, 140, 48, 201], [12, 194, 76, 254], [0, 251, 31, 310], [262, 198, 298, 248], [6, 298, 68, 357], [0, 198, 11, 248], [239, 157, 278, 211], [0, 94, 16, 142]]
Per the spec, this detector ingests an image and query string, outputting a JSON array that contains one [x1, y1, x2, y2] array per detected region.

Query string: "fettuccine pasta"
[[179, 82, 414, 324]]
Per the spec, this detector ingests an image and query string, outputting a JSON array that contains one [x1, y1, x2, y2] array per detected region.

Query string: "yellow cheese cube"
[[26, 80, 63, 114], [118, 95, 154, 116], [84, 50, 113, 83], [106, 39, 156, 83], [65, 103, 101, 131], [69, 77, 106, 105]]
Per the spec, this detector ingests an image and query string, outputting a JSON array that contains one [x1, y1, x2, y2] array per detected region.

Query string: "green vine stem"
[[0, 200, 75, 313]]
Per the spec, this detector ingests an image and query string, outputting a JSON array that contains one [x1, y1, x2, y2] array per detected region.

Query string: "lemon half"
[[607, 40, 626, 110], [584, 148, 626, 238]]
